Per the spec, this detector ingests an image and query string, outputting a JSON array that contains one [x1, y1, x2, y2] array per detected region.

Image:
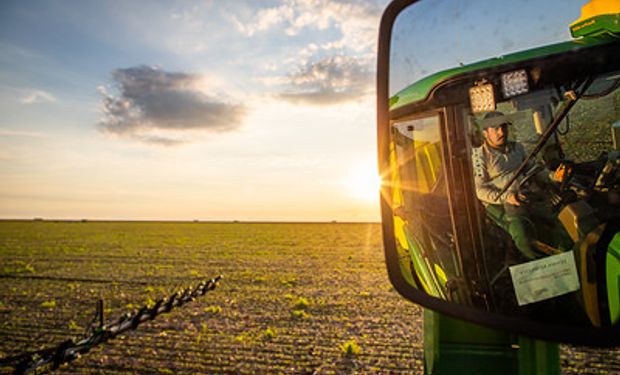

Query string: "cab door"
[[388, 106, 487, 307]]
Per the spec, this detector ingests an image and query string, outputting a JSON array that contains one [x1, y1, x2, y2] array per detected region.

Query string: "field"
[[0, 221, 618, 374]]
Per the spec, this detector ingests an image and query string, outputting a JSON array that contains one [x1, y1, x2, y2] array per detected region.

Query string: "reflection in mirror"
[[382, 0, 620, 332], [389, 0, 585, 96], [390, 114, 461, 299]]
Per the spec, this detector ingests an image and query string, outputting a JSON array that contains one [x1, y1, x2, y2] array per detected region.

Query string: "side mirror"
[[377, 0, 620, 345]]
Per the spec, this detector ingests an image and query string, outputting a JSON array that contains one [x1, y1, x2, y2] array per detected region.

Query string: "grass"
[[280, 277, 298, 288], [68, 320, 80, 331], [204, 305, 222, 314], [3, 261, 35, 274], [261, 327, 276, 341], [359, 291, 371, 298], [340, 339, 361, 357], [40, 300, 56, 309], [0, 221, 617, 374], [291, 310, 309, 320], [293, 297, 309, 310], [195, 323, 208, 345]]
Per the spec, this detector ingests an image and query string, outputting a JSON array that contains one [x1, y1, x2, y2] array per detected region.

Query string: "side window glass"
[[558, 74, 620, 162], [390, 115, 459, 300]]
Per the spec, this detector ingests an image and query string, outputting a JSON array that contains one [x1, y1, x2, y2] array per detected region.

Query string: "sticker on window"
[[509, 252, 580, 306]]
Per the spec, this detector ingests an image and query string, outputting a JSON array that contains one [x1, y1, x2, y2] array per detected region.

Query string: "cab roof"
[[389, 35, 618, 111]]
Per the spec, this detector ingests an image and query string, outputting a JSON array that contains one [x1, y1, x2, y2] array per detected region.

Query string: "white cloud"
[[19, 90, 56, 104], [234, 0, 384, 105], [277, 54, 374, 105], [232, 0, 383, 53], [232, 3, 294, 37]]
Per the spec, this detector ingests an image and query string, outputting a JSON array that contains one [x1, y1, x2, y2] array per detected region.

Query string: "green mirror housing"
[[570, 0, 620, 37], [377, 0, 620, 345]]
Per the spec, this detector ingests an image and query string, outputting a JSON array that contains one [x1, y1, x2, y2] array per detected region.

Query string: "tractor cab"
[[380, 0, 620, 338]]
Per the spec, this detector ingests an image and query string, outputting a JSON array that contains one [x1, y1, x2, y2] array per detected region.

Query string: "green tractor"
[[377, 0, 620, 372]]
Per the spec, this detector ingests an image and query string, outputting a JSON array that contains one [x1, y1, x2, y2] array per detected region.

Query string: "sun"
[[346, 166, 382, 203]]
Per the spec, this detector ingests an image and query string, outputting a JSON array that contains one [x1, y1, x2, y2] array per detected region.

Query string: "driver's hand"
[[553, 163, 570, 183], [506, 193, 522, 206]]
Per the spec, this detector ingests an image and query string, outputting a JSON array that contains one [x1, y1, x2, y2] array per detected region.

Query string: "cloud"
[[232, 3, 294, 37], [232, 0, 383, 53], [131, 134, 185, 147], [0, 129, 47, 138], [20, 90, 56, 104], [277, 55, 374, 105], [98, 65, 246, 145], [233, 1, 384, 105]]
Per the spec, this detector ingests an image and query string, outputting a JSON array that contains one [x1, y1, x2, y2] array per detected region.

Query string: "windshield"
[[466, 71, 620, 168], [557, 72, 620, 162]]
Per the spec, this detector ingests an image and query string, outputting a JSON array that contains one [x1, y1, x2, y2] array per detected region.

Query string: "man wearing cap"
[[472, 111, 567, 260], [472, 111, 526, 207]]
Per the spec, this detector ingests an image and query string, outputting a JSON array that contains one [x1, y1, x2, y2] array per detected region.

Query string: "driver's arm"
[[472, 146, 512, 205], [516, 142, 558, 184]]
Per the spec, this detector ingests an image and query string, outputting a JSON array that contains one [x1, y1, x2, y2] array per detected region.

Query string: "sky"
[[390, 0, 584, 95], [0, 0, 391, 222]]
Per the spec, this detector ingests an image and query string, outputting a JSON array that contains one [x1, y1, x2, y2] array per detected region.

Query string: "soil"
[[0, 221, 618, 374]]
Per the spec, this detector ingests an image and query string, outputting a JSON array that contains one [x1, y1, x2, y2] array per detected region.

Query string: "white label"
[[509, 252, 580, 306]]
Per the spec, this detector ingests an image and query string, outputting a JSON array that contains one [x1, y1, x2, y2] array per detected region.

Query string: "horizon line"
[[0, 218, 381, 224]]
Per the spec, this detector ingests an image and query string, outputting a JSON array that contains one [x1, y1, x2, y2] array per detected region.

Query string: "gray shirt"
[[472, 141, 530, 205]]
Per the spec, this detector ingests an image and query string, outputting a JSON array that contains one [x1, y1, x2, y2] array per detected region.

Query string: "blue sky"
[[0, 0, 390, 221]]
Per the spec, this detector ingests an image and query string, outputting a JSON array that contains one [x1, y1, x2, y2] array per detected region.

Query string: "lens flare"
[[347, 167, 382, 202]]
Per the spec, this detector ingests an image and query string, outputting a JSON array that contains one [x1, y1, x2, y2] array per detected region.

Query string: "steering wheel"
[[517, 162, 577, 208], [515, 164, 546, 204]]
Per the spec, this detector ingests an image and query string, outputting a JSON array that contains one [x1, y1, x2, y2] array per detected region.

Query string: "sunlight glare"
[[347, 166, 382, 203]]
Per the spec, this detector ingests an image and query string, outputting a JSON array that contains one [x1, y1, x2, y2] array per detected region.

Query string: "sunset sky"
[[0, 0, 390, 222]]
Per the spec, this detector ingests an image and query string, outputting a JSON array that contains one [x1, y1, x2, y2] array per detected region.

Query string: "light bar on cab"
[[501, 69, 529, 98], [469, 81, 495, 113]]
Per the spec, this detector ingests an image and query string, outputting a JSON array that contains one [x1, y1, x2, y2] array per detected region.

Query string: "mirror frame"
[[376, 0, 620, 346]]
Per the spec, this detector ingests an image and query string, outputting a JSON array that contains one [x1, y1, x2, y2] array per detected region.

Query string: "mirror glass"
[[390, 0, 584, 96], [382, 0, 620, 336]]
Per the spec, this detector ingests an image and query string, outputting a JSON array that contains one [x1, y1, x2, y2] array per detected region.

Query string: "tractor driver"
[[471, 111, 571, 261]]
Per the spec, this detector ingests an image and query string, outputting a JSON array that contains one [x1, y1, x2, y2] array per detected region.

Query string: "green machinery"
[[377, 0, 620, 373]]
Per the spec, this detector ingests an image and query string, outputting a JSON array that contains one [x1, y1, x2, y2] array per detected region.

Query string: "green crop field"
[[0, 221, 618, 374]]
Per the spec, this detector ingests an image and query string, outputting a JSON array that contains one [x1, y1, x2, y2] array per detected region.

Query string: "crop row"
[[1, 221, 618, 374]]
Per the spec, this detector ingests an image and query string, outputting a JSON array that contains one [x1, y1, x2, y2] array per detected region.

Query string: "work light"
[[469, 82, 495, 113], [501, 69, 529, 98]]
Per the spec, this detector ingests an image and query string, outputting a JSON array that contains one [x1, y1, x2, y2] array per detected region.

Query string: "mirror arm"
[[495, 78, 593, 200]]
